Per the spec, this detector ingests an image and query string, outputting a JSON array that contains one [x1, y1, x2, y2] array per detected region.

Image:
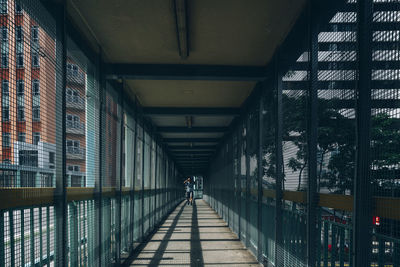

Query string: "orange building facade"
[[0, 0, 87, 187]]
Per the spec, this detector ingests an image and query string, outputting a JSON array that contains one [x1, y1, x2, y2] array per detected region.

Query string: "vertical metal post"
[[245, 115, 250, 248], [130, 96, 138, 250], [353, 0, 373, 266], [30, 208, 35, 266], [154, 139, 158, 224], [149, 131, 153, 231], [116, 82, 124, 264], [96, 49, 105, 267], [141, 121, 145, 240], [237, 130, 242, 239], [307, 1, 319, 266], [275, 52, 284, 267], [20, 210, 25, 267], [54, 1, 67, 265], [9, 211, 14, 267], [258, 83, 264, 263]]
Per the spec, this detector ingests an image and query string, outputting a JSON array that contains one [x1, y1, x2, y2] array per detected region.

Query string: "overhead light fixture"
[[185, 116, 193, 128], [174, 0, 189, 59]]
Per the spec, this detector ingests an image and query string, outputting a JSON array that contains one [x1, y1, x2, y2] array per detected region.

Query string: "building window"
[[17, 106, 24, 121], [67, 165, 81, 172], [16, 26, 22, 41], [2, 132, 10, 147], [66, 140, 80, 153], [33, 106, 40, 121], [0, 0, 7, 14], [31, 26, 38, 42], [2, 107, 9, 121], [67, 63, 79, 76], [66, 88, 81, 103], [31, 52, 39, 67], [17, 80, 24, 110], [32, 79, 39, 95], [16, 52, 23, 68], [19, 153, 38, 167], [33, 132, 40, 145], [17, 79, 23, 95], [2, 79, 9, 112], [1, 52, 8, 68], [1, 27, 7, 42], [15, 1, 22, 14], [66, 114, 80, 128], [18, 132, 25, 142], [2, 79, 8, 94], [49, 152, 55, 164]]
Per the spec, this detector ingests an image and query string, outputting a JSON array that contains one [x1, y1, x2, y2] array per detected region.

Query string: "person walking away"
[[184, 178, 194, 205]]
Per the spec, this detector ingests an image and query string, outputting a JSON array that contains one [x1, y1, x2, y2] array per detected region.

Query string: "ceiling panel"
[[68, 0, 306, 65], [126, 80, 255, 107]]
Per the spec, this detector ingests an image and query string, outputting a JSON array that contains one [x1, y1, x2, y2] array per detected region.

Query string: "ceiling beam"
[[177, 163, 209, 166], [158, 126, 228, 133], [171, 149, 215, 153], [176, 158, 210, 160], [172, 151, 212, 155], [105, 64, 267, 81], [163, 138, 220, 143], [168, 145, 217, 150], [143, 107, 241, 116]]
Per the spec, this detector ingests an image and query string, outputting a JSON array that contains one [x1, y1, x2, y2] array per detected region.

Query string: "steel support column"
[[307, 1, 319, 266], [141, 120, 145, 240], [129, 96, 137, 253], [54, 1, 67, 265], [245, 116, 251, 248], [116, 82, 125, 264], [275, 53, 284, 267], [97, 49, 106, 267], [257, 82, 265, 263], [353, 0, 373, 266]]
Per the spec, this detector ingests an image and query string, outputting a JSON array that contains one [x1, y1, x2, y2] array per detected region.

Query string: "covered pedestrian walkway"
[[1, 0, 400, 267], [127, 200, 260, 267]]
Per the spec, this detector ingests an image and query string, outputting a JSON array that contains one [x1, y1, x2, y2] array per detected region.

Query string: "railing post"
[[275, 52, 284, 267], [307, 1, 319, 266], [353, 0, 373, 266]]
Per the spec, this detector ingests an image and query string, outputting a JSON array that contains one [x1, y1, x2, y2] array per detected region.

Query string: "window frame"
[[33, 132, 40, 145], [32, 52, 39, 67], [18, 132, 25, 143], [0, 0, 7, 15], [2, 132, 10, 147]]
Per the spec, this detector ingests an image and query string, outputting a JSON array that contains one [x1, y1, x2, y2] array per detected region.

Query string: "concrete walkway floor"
[[128, 199, 261, 267]]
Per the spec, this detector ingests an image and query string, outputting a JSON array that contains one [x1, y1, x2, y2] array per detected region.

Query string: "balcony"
[[66, 121, 85, 135], [66, 94, 85, 110], [67, 69, 85, 85], [66, 146, 85, 160]]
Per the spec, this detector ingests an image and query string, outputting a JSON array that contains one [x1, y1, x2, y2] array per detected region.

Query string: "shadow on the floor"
[[146, 204, 186, 266], [190, 200, 204, 267]]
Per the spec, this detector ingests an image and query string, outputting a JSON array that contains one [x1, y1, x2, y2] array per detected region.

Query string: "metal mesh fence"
[[204, 0, 400, 266], [0, 0, 182, 266]]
